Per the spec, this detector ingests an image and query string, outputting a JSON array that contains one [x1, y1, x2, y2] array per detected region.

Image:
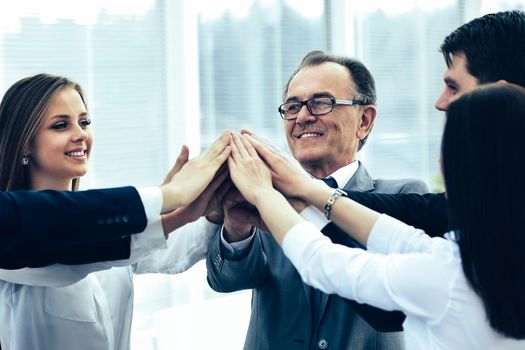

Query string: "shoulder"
[[372, 178, 429, 194]]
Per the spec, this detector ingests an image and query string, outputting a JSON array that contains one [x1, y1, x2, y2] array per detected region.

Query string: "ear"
[[496, 79, 508, 86], [356, 105, 377, 140]]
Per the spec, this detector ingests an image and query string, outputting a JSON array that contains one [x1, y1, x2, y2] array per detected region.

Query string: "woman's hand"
[[160, 131, 231, 213], [161, 165, 230, 235], [242, 131, 316, 199], [227, 132, 274, 207]]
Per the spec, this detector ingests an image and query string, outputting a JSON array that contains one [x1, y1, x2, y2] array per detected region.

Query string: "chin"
[[294, 151, 324, 165], [70, 168, 88, 178]]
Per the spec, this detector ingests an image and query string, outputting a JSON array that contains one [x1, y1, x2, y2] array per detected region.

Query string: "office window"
[[0, 1, 169, 189], [198, 0, 328, 151], [351, 1, 461, 188]]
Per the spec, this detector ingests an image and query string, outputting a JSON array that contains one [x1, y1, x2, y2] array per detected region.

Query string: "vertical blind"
[[0, 1, 169, 189]]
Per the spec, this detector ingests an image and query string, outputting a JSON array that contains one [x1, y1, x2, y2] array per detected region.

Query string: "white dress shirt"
[[282, 215, 525, 350], [0, 187, 218, 350]]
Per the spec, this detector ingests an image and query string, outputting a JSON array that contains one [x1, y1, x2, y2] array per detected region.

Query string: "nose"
[[295, 104, 317, 125], [434, 89, 450, 111], [72, 125, 89, 142]]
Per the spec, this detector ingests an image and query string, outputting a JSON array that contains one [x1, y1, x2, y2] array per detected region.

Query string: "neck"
[[299, 155, 356, 179], [30, 177, 73, 191], [301, 162, 342, 179]]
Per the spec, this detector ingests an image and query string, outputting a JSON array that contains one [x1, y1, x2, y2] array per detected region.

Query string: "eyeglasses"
[[277, 97, 365, 120]]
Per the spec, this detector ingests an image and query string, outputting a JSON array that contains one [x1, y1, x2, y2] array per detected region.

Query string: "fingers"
[[208, 131, 232, 157], [244, 134, 280, 169], [231, 132, 250, 159], [214, 143, 232, 168], [245, 132, 280, 153], [229, 136, 241, 167], [238, 133, 259, 158], [162, 145, 189, 185]]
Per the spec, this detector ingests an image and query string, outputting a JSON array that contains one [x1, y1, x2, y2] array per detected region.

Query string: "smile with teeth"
[[65, 150, 86, 157], [298, 132, 322, 138]]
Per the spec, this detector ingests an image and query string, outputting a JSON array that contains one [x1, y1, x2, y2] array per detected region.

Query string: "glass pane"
[[0, 1, 167, 188], [198, 0, 328, 152], [353, 1, 461, 190]]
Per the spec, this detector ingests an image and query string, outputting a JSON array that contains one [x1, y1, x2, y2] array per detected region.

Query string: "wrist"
[[302, 180, 332, 207], [324, 188, 346, 220], [251, 187, 280, 209], [160, 184, 180, 213]]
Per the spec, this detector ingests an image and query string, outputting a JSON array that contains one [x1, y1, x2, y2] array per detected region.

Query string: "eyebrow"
[[285, 91, 334, 102], [50, 112, 89, 120]]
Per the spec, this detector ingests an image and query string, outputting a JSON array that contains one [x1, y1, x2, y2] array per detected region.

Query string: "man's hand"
[[222, 188, 268, 242]]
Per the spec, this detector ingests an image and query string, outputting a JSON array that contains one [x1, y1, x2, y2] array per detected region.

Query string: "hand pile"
[[160, 130, 316, 239]]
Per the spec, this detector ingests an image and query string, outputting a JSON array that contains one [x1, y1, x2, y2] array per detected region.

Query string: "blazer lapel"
[[341, 161, 375, 193]]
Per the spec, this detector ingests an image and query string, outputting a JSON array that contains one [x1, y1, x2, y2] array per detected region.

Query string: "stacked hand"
[[159, 129, 315, 240], [160, 131, 231, 214]]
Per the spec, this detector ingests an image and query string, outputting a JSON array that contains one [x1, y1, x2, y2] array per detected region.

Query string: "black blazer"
[[346, 191, 448, 237], [0, 187, 147, 269]]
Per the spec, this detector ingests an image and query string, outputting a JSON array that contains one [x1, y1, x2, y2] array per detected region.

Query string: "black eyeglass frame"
[[277, 97, 365, 120]]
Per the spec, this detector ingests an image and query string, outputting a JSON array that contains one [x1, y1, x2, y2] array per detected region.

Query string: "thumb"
[[163, 145, 189, 185]]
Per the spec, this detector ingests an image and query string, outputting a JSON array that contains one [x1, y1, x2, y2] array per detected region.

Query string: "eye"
[[284, 102, 301, 113], [79, 118, 92, 128], [51, 121, 68, 130], [310, 98, 332, 109], [446, 84, 458, 95]]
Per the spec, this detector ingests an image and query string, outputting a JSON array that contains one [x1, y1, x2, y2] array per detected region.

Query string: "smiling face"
[[284, 62, 376, 178], [435, 52, 479, 111], [28, 87, 92, 190]]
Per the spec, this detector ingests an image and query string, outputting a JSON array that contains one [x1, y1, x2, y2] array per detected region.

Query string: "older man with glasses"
[[206, 50, 428, 350]]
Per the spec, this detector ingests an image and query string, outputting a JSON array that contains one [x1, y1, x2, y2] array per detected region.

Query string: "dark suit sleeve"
[[0, 186, 148, 269], [345, 191, 449, 237], [206, 228, 269, 292]]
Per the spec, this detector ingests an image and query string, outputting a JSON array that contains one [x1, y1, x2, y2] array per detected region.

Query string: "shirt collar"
[[328, 160, 359, 188]]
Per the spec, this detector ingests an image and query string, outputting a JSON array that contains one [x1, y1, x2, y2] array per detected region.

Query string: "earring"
[[21, 156, 29, 166]]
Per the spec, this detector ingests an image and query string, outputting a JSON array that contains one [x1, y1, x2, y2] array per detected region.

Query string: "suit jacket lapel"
[[341, 161, 375, 193]]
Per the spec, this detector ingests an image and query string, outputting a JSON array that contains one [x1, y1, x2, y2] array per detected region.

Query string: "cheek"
[[31, 136, 54, 159], [330, 119, 352, 136], [86, 134, 94, 150], [284, 121, 294, 134], [284, 122, 295, 143]]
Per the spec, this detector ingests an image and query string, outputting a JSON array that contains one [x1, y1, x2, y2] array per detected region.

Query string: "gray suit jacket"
[[207, 163, 428, 350]]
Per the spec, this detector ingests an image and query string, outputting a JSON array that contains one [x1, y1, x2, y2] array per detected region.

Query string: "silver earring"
[[21, 156, 29, 166]]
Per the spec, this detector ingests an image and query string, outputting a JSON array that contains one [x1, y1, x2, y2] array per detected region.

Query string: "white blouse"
[[0, 217, 217, 350], [282, 214, 525, 350]]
